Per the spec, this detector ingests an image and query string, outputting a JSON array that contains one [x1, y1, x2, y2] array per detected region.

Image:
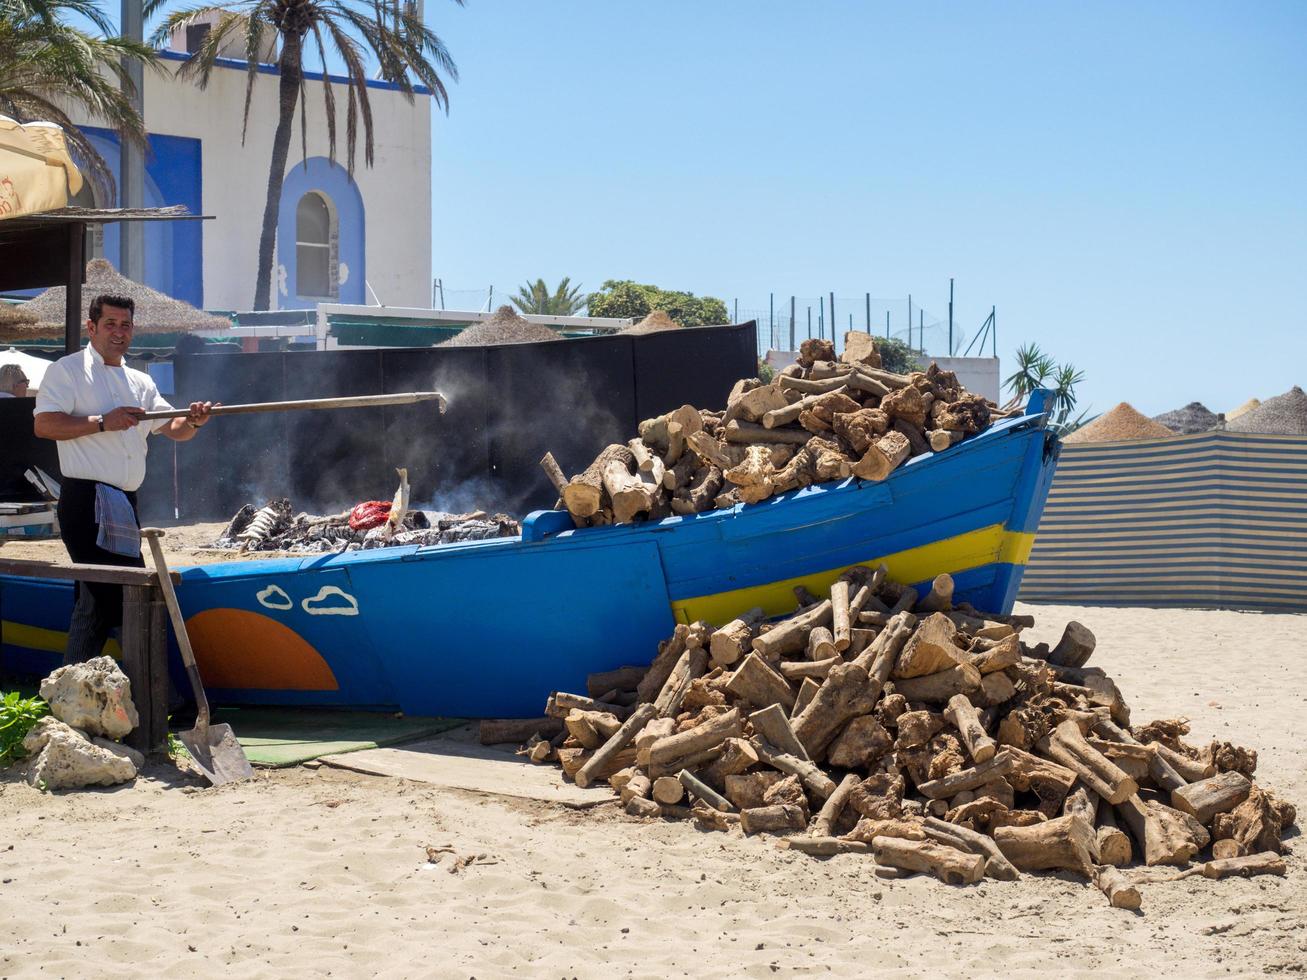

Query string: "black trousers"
[[57, 477, 143, 665]]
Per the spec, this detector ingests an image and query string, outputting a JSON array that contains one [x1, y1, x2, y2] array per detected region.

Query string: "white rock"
[[26, 725, 137, 790], [91, 737, 146, 771], [39, 656, 139, 739]]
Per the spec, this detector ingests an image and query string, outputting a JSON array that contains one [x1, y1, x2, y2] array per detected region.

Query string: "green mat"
[[190, 708, 466, 767]]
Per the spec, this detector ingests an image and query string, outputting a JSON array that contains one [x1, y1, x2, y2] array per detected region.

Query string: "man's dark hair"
[[88, 294, 135, 323]]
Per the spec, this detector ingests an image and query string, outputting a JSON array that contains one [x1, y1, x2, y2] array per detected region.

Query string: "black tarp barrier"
[[30, 321, 757, 522], [0, 399, 59, 500]]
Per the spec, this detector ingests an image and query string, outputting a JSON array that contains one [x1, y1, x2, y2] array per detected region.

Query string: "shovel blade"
[[180, 723, 254, 785]]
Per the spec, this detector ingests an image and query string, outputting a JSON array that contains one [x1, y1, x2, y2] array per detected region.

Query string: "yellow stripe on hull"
[[1, 620, 121, 659], [669, 524, 1034, 625]]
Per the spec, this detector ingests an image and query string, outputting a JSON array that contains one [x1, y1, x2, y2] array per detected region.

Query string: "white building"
[[66, 26, 432, 313]]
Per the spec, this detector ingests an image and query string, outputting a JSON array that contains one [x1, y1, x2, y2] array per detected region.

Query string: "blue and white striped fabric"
[[1020, 431, 1307, 611]]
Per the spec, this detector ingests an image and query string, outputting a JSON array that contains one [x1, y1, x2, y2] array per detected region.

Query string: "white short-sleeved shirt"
[[34, 345, 174, 492]]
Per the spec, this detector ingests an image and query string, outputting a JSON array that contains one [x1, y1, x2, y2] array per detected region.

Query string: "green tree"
[[148, 0, 462, 309], [510, 277, 588, 316], [588, 280, 729, 327], [1002, 342, 1055, 410], [872, 336, 921, 375], [0, 0, 156, 199]]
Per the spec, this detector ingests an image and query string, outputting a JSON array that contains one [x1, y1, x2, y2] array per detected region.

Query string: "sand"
[[2, 521, 280, 567], [1, 602, 1304, 977], [623, 309, 681, 334]]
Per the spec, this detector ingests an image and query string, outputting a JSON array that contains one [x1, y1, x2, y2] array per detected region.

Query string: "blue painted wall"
[[276, 157, 366, 309], [82, 126, 204, 308]]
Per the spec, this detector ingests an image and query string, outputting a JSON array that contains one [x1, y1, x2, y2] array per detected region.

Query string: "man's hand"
[[102, 406, 146, 431], [186, 401, 216, 427]]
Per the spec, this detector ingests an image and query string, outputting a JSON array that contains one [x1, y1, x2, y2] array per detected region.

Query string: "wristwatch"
[[95, 415, 105, 432]]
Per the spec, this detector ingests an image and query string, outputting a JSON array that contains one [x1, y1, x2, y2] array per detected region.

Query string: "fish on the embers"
[[236, 498, 292, 549]]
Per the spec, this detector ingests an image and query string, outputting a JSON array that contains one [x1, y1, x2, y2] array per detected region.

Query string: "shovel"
[[141, 527, 253, 785]]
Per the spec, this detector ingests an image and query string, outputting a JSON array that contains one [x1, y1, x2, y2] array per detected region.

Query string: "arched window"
[[295, 191, 336, 298]]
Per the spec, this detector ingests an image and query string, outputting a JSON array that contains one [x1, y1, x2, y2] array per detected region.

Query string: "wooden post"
[[120, 582, 168, 753], [65, 222, 85, 355]]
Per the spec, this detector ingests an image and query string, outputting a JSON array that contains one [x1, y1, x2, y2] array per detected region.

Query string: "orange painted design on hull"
[[185, 608, 339, 691]]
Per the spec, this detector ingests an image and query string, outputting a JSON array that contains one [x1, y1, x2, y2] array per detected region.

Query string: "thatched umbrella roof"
[[0, 301, 40, 342], [623, 310, 681, 335], [20, 258, 232, 337]]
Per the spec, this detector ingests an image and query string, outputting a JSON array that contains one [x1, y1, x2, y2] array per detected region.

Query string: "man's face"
[[87, 305, 133, 363]]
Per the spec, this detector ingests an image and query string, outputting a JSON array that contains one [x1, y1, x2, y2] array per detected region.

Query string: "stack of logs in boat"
[[500, 567, 1295, 908], [542, 335, 998, 526]]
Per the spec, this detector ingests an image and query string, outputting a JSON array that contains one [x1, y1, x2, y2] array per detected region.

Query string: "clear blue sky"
[[427, 1, 1306, 416]]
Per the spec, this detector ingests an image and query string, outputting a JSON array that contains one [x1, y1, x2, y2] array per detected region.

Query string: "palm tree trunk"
[[253, 32, 304, 311]]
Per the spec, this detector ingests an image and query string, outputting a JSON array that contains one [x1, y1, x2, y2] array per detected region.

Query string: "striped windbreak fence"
[[1020, 431, 1307, 611]]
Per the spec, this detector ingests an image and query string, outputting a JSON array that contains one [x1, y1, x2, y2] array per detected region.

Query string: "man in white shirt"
[[34, 293, 215, 664]]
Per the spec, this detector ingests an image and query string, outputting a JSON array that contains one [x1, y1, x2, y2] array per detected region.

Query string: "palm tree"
[[0, 0, 156, 200], [510, 277, 588, 316], [1001, 342, 1054, 411], [147, 0, 461, 310]]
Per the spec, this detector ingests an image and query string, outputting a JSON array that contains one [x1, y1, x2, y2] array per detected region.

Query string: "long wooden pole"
[[137, 390, 446, 420]]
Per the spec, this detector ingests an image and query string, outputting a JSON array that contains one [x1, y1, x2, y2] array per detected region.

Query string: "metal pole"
[[885, 310, 889, 339], [919, 310, 923, 353], [819, 296, 824, 340], [734, 297, 738, 323], [907, 294, 912, 348], [865, 292, 870, 332], [948, 278, 954, 356], [769, 292, 774, 348], [438, 278, 445, 309], [992, 305, 997, 357], [119, 0, 145, 282], [829, 292, 835, 347], [807, 305, 812, 341], [65, 223, 86, 354], [789, 295, 796, 349]]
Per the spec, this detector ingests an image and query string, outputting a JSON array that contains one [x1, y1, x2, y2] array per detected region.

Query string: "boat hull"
[[1, 395, 1059, 717]]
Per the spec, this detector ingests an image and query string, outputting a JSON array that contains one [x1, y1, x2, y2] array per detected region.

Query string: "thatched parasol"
[[20, 258, 232, 337], [0, 302, 40, 343], [623, 310, 681, 334]]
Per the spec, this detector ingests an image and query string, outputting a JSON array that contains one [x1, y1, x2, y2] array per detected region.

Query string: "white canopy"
[[0, 115, 83, 220]]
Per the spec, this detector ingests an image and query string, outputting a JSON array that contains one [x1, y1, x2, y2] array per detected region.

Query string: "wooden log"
[[1094, 866, 1142, 910], [563, 443, 631, 518], [851, 430, 911, 481], [1047, 621, 1096, 668], [779, 836, 871, 856], [928, 429, 964, 452], [893, 418, 931, 457], [575, 702, 658, 789], [790, 662, 877, 759], [915, 573, 954, 613], [651, 775, 685, 805], [1091, 715, 1187, 794], [653, 646, 710, 718], [944, 693, 997, 764], [625, 796, 662, 818], [648, 744, 727, 779], [762, 390, 844, 429], [701, 737, 759, 784], [1197, 852, 1287, 880], [479, 717, 563, 745], [603, 458, 657, 523], [725, 653, 796, 711], [564, 710, 608, 750], [539, 451, 570, 496], [893, 612, 962, 679], [1115, 795, 1205, 866], [921, 816, 1019, 881], [545, 691, 633, 720], [1002, 748, 1077, 809], [627, 437, 658, 473], [1170, 771, 1252, 825], [709, 607, 765, 667], [586, 666, 648, 700], [850, 609, 917, 675], [779, 373, 850, 395], [806, 626, 838, 661], [562, 745, 637, 783], [647, 707, 743, 768], [725, 771, 784, 810], [791, 677, 821, 719], [752, 600, 833, 659], [1040, 720, 1138, 805], [1097, 805, 1133, 867], [740, 804, 807, 835], [1211, 838, 1247, 860], [749, 704, 810, 761], [778, 657, 839, 681], [917, 749, 1015, 800], [812, 772, 861, 837], [993, 814, 1097, 878], [830, 579, 852, 651], [892, 662, 981, 703], [634, 717, 677, 765], [1151, 742, 1217, 783], [637, 625, 690, 703], [664, 452, 698, 492], [750, 738, 837, 799], [969, 635, 1022, 674], [724, 419, 812, 446], [872, 837, 985, 885]]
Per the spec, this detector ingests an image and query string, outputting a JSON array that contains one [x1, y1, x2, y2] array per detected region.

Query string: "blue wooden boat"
[[1, 392, 1060, 717]]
